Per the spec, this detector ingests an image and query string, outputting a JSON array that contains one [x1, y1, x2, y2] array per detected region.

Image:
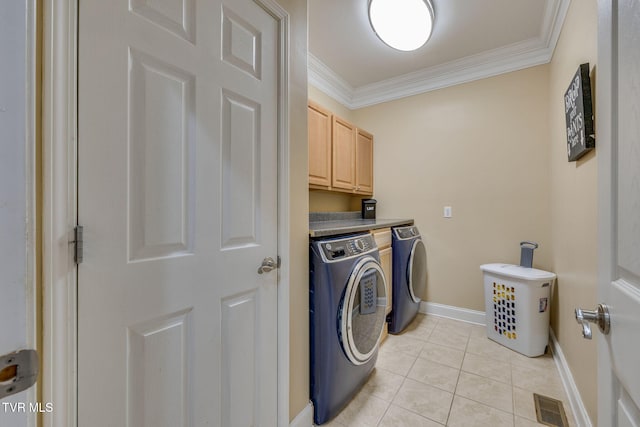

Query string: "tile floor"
[[322, 314, 576, 427]]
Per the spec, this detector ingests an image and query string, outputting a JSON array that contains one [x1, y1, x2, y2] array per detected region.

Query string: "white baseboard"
[[290, 401, 313, 427], [549, 329, 593, 427], [419, 301, 486, 325]]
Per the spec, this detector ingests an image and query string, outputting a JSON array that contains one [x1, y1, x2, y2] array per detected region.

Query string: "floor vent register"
[[534, 393, 569, 427]]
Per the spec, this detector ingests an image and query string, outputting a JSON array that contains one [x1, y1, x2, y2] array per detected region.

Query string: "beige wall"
[[548, 0, 598, 422], [309, 190, 359, 212], [278, 0, 309, 421], [352, 66, 552, 311]]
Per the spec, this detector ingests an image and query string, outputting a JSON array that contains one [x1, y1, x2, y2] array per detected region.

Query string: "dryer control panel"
[[394, 226, 420, 240], [320, 234, 376, 261]]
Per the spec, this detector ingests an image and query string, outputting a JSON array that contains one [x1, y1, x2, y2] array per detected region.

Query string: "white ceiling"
[[308, 0, 571, 109]]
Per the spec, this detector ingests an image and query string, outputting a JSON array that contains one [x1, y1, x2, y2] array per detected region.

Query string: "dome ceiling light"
[[368, 0, 435, 52]]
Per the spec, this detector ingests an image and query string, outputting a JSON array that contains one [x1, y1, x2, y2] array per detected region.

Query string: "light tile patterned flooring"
[[322, 314, 577, 427]]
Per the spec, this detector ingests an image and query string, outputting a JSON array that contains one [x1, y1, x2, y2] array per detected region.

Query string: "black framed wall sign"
[[564, 63, 595, 161]]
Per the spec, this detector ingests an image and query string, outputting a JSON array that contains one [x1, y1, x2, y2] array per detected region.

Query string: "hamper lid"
[[480, 263, 556, 281]]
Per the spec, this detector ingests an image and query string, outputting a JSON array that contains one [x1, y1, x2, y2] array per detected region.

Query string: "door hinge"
[[73, 225, 84, 264]]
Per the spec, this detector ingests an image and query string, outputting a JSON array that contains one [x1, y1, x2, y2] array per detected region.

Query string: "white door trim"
[[596, 0, 615, 424], [41, 0, 291, 425], [25, 0, 38, 422], [42, 0, 78, 426], [253, 1, 292, 424]]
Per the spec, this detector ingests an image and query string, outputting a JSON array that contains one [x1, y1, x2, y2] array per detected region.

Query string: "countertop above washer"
[[309, 211, 413, 238]]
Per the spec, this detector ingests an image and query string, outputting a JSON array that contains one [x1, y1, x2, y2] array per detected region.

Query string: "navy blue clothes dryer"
[[309, 233, 388, 425], [388, 226, 427, 334]]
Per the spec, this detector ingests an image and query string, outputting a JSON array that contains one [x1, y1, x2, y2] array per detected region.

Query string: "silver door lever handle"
[[575, 304, 610, 339], [258, 257, 279, 274]]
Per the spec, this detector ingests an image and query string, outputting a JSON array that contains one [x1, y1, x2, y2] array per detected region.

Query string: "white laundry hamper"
[[480, 263, 556, 357]]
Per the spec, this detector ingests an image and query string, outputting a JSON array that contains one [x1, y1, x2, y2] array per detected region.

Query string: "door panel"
[[221, 291, 258, 426], [0, 2, 34, 426], [599, 0, 640, 424], [332, 117, 356, 191], [128, 49, 195, 261], [127, 308, 192, 427], [78, 0, 279, 425], [355, 129, 373, 195], [221, 90, 261, 249], [308, 102, 332, 188]]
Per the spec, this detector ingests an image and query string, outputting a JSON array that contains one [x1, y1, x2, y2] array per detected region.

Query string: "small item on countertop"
[[361, 199, 377, 219]]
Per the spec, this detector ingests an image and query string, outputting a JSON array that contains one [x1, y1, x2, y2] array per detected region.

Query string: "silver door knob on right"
[[258, 257, 279, 274], [575, 303, 610, 339]]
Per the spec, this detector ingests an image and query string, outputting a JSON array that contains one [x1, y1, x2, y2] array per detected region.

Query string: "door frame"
[[41, 1, 291, 425], [596, 0, 613, 424], [596, 0, 616, 424]]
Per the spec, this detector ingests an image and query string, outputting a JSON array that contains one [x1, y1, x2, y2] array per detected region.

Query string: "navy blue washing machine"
[[310, 233, 388, 425], [388, 225, 427, 334]]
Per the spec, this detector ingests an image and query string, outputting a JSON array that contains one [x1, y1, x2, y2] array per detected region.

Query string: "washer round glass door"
[[340, 257, 388, 365], [408, 239, 427, 303]]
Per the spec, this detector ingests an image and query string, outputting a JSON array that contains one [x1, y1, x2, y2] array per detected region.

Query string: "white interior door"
[[78, 0, 280, 425], [597, 0, 640, 425], [0, 1, 35, 426]]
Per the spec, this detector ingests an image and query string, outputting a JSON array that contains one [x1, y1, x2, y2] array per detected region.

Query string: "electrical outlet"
[[444, 206, 452, 218]]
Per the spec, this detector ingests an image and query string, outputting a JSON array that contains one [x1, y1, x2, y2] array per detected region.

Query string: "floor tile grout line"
[[443, 332, 469, 426], [460, 354, 513, 386], [445, 369, 462, 426], [389, 315, 453, 426], [453, 393, 516, 417], [389, 395, 449, 426], [512, 361, 518, 426], [455, 370, 515, 414], [373, 396, 392, 427]]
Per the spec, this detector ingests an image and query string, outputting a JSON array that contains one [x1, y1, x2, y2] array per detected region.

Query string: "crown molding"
[[308, 0, 571, 110], [308, 53, 354, 107], [351, 38, 552, 108], [541, 0, 571, 49]]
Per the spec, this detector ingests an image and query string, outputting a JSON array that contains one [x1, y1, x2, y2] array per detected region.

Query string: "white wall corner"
[[419, 301, 486, 325], [289, 401, 314, 427], [540, 0, 572, 57], [549, 329, 594, 427]]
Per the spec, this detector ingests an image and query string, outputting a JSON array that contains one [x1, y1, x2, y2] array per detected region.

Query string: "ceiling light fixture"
[[368, 0, 435, 52]]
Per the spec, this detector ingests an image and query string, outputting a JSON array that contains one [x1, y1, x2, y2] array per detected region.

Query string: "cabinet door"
[[332, 116, 356, 191], [308, 102, 332, 188], [379, 246, 393, 314], [355, 128, 373, 195]]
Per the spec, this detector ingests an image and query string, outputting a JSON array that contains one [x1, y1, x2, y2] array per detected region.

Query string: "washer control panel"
[[320, 234, 376, 261]]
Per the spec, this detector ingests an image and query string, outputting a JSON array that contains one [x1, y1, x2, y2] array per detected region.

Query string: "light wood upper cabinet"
[[332, 116, 356, 191], [307, 102, 374, 196], [355, 129, 374, 195], [308, 102, 332, 189]]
